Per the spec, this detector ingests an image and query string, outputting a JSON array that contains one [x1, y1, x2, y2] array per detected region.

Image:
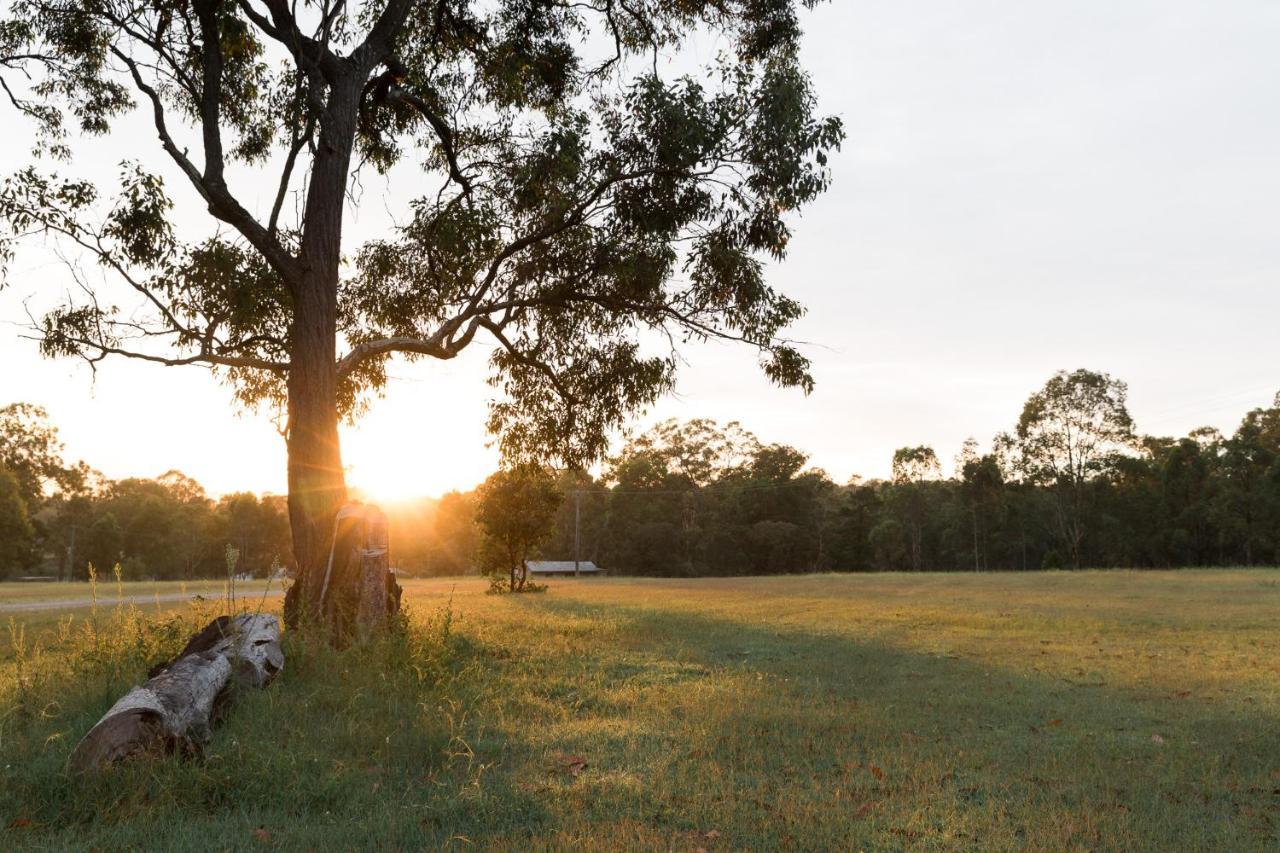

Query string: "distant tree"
[[1214, 394, 1280, 565], [80, 511, 123, 580], [88, 473, 215, 579], [43, 490, 95, 580], [868, 513, 908, 571], [475, 465, 562, 592], [1007, 369, 1135, 568], [1156, 435, 1218, 565], [622, 419, 762, 487], [0, 0, 841, 632], [0, 403, 81, 509], [215, 492, 292, 577], [824, 478, 880, 571], [381, 497, 439, 577], [748, 519, 804, 573], [543, 469, 608, 568], [890, 445, 940, 570], [730, 444, 828, 571], [0, 465, 36, 576], [606, 424, 712, 574], [434, 491, 480, 576], [956, 438, 1004, 571]]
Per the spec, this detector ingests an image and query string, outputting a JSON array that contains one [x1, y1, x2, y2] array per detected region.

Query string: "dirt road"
[[0, 589, 285, 613]]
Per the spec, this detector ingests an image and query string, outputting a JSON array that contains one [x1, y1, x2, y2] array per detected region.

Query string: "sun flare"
[[342, 414, 496, 504]]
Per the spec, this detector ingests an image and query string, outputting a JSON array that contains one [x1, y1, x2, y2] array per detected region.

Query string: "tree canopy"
[[0, 0, 842, 463]]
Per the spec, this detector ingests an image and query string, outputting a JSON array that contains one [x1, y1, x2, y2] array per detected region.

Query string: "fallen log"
[[68, 612, 283, 772]]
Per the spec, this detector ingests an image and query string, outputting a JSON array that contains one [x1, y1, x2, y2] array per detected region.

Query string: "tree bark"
[[316, 503, 402, 640], [69, 613, 283, 772], [283, 78, 363, 629], [283, 326, 346, 626]]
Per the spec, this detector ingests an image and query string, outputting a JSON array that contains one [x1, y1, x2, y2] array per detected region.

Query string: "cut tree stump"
[[68, 613, 283, 772], [318, 503, 402, 640]]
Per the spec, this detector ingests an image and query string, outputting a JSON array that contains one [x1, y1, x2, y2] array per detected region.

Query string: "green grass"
[[2, 571, 1278, 850]]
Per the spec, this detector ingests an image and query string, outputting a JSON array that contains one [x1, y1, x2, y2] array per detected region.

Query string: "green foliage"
[[0, 464, 36, 574], [475, 465, 563, 592], [0, 401, 82, 508], [27, 450, 293, 578], [560, 382, 1280, 574]]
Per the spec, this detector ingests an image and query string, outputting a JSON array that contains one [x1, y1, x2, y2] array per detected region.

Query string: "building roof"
[[527, 560, 602, 573]]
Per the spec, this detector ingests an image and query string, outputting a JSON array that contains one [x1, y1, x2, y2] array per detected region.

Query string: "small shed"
[[526, 560, 605, 577]]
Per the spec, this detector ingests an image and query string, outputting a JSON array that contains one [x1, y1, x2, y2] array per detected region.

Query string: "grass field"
[[2, 570, 1278, 850]]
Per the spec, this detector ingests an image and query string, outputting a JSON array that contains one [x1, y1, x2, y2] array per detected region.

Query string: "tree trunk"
[[282, 330, 346, 627], [282, 79, 364, 630], [69, 613, 282, 772], [971, 508, 980, 572]]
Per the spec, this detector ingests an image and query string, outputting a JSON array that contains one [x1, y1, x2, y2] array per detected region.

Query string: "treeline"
[[398, 370, 1280, 575], [5, 368, 1279, 579], [0, 404, 289, 580]]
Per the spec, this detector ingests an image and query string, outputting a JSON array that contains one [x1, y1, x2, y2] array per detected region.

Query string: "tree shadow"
[[458, 593, 1280, 850]]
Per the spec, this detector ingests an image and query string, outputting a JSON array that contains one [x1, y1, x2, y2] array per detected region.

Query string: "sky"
[[2, 1, 1279, 500]]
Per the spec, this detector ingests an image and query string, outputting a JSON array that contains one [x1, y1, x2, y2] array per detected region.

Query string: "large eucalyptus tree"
[[0, 0, 841, 627]]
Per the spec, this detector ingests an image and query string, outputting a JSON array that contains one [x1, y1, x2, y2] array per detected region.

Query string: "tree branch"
[[383, 83, 473, 196], [480, 318, 577, 405], [353, 0, 416, 70], [237, 0, 345, 83], [110, 47, 300, 284]]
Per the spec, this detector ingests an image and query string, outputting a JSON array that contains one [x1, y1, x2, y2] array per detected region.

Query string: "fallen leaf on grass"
[[552, 754, 588, 776], [251, 826, 271, 842]]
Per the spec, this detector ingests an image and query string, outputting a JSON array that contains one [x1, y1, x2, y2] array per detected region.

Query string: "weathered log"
[[69, 613, 283, 772]]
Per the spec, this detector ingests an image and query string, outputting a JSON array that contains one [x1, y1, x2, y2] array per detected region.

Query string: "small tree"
[[475, 465, 562, 593]]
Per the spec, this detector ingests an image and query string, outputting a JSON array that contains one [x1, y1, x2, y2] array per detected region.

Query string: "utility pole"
[[573, 490, 581, 577], [64, 524, 76, 583]]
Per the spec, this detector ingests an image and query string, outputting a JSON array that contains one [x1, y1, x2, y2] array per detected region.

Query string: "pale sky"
[[2, 1, 1278, 499]]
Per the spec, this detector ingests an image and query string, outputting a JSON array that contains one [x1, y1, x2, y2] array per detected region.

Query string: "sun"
[[342, 421, 495, 504]]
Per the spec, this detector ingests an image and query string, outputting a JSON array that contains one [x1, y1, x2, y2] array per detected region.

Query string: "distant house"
[[526, 560, 604, 577]]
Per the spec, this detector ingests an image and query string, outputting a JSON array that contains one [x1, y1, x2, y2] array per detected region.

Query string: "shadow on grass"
[[492, 594, 1279, 850], [2, 592, 1276, 850]]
